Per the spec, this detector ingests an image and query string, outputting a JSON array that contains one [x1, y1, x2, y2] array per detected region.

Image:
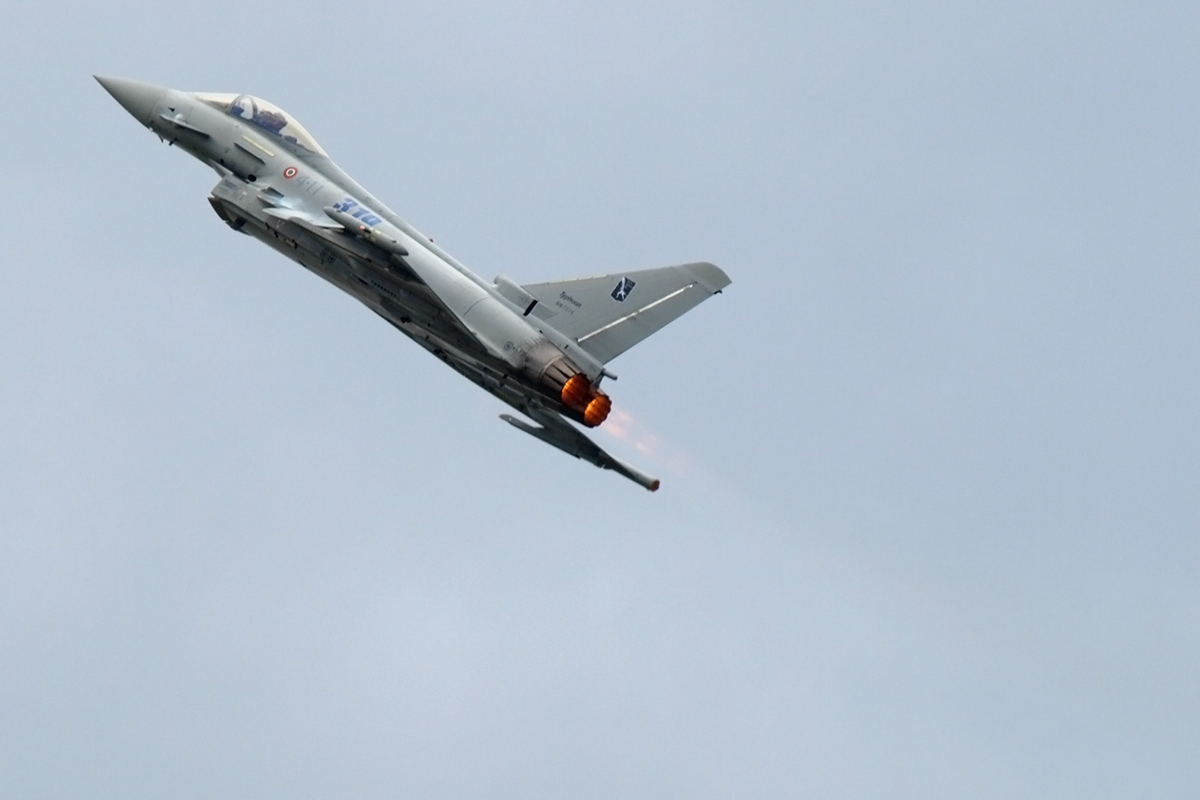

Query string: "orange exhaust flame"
[[560, 373, 591, 408], [561, 372, 614, 427], [583, 393, 612, 427]]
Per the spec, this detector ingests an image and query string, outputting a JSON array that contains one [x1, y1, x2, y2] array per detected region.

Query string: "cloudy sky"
[[2, 1, 1198, 797]]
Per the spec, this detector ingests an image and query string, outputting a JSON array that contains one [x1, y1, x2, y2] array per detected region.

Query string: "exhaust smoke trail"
[[599, 408, 690, 474]]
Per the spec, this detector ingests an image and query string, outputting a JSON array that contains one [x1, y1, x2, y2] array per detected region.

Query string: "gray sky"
[[2, 1, 1198, 797]]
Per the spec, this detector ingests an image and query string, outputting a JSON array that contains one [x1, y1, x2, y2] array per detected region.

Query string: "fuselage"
[[97, 76, 612, 428]]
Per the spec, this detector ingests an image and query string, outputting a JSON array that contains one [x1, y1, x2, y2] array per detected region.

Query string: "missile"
[[323, 206, 410, 256]]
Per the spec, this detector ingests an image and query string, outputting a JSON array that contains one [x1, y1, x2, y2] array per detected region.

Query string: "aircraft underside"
[[206, 185, 662, 489], [97, 75, 729, 490]]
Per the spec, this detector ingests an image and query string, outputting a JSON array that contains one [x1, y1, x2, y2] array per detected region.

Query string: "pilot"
[[230, 94, 288, 135]]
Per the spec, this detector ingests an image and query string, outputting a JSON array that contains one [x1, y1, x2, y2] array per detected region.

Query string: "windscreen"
[[195, 92, 327, 156]]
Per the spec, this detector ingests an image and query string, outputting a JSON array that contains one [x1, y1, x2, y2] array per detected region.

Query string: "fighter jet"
[[96, 76, 731, 490]]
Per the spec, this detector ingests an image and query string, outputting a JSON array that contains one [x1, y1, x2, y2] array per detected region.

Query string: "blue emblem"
[[611, 277, 636, 302]]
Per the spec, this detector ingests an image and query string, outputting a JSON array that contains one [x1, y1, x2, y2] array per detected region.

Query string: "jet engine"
[[559, 373, 612, 427], [524, 343, 613, 427]]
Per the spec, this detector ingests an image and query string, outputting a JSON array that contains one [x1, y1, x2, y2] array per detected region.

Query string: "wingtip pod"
[[607, 456, 661, 491], [499, 413, 660, 491]]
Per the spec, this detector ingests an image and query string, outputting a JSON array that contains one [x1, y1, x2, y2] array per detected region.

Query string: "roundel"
[[283, 166, 298, 179]]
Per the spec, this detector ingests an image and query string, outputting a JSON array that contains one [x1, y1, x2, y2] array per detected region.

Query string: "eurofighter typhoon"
[[96, 76, 731, 490]]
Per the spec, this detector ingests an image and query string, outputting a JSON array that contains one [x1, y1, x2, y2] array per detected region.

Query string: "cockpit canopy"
[[194, 92, 327, 156]]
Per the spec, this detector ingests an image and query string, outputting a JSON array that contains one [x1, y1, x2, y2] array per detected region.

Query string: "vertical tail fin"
[[511, 262, 730, 363]]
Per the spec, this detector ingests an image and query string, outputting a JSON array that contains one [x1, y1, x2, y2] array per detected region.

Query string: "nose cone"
[[94, 75, 168, 125]]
